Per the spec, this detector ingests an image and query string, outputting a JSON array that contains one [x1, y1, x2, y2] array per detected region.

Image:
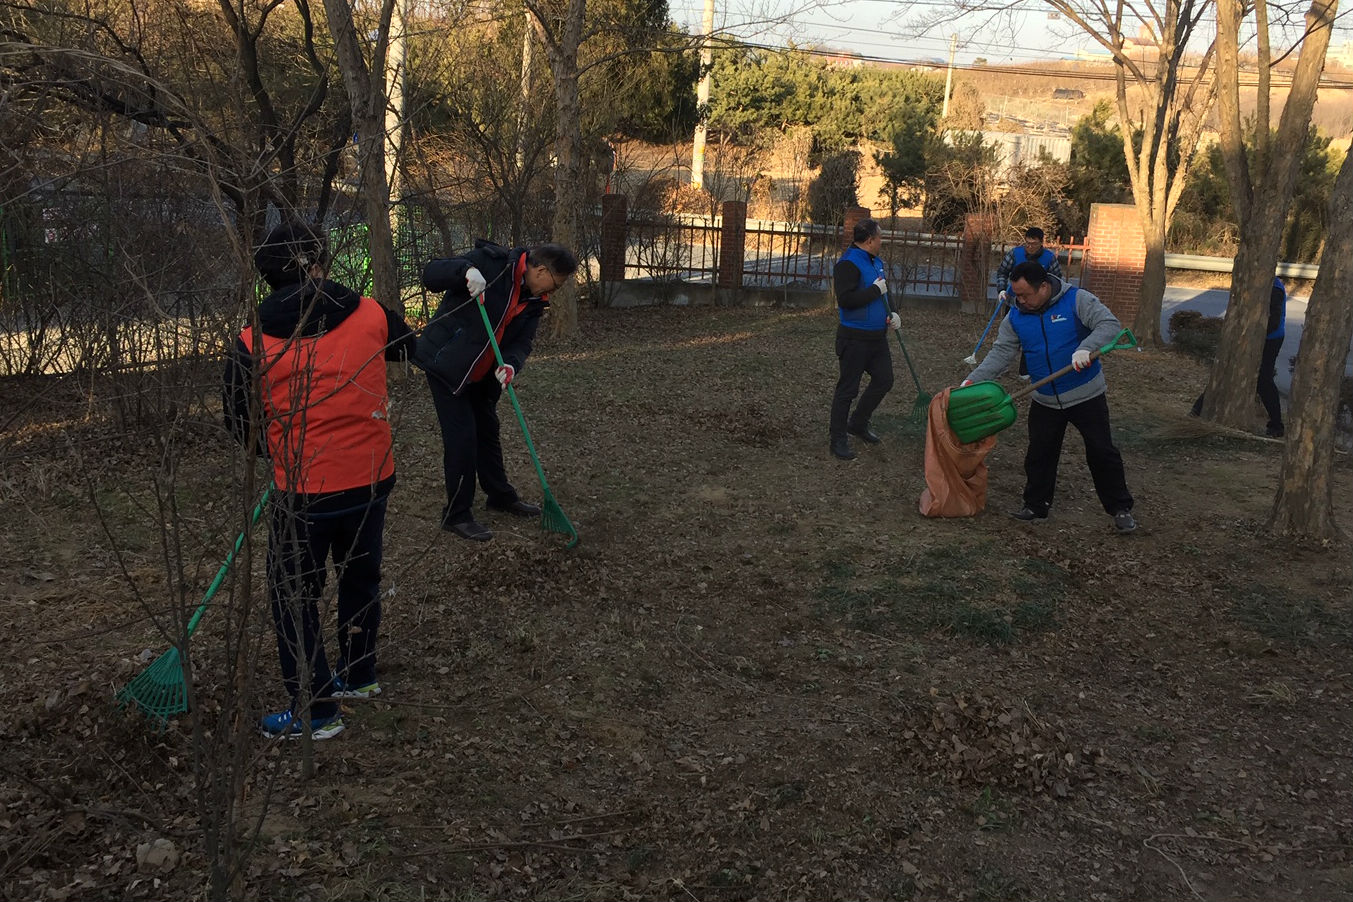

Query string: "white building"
[[982, 132, 1073, 174]]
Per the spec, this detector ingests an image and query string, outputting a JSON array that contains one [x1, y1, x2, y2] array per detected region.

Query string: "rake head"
[[540, 491, 579, 548], [116, 646, 187, 730], [910, 392, 931, 424], [962, 354, 978, 366]]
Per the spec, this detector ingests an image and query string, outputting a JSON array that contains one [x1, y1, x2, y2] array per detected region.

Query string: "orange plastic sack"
[[918, 387, 999, 517]]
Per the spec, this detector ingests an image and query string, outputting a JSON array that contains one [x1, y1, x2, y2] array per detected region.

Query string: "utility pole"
[[690, 0, 715, 189], [941, 32, 957, 120]]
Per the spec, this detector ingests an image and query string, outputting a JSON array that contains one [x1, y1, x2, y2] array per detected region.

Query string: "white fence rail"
[[1165, 253, 1320, 280]]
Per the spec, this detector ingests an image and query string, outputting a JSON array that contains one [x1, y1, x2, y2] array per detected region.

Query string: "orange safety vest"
[[241, 296, 394, 495]]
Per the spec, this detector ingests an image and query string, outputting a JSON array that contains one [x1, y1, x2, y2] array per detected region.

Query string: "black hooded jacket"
[[222, 278, 416, 509], [414, 239, 549, 394]]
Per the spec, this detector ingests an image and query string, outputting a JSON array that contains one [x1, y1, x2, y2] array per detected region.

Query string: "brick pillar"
[[959, 213, 996, 314], [717, 200, 747, 290], [1080, 202, 1146, 324], [841, 206, 871, 250], [599, 193, 627, 283]]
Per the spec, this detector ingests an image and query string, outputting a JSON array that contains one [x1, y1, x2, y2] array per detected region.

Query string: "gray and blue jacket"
[[964, 276, 1122, 410]]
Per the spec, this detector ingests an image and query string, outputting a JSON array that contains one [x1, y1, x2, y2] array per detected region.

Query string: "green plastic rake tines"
[[475, 297, 579, 548], [117, 487, 271, 727]]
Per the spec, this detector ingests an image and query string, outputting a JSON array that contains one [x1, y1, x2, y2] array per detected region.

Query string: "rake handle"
[[880, 294, 925, 395], [968, 296, 1007, 360], [473, 295, 553, 494], [184, 485, 271, 638]]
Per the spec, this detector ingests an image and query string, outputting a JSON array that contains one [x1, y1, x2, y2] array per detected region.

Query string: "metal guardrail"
[[1164, 253, 1320, 279]]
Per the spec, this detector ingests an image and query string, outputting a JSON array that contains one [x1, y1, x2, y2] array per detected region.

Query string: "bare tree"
[[972, 1, 1218, 344], [319, 0, 402, 309], [524, 0, 587, 337], [1266, 149, 1353, 540], [1198, 0, 1339, 427], [902, 2, 1216, 344]]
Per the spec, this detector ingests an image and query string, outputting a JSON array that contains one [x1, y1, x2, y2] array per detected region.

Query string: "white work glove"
[[1071, 349, 1093, 371], [494, 364, 515, 386], [998, 290, 1008, 304], [887, 312, 901, 331], [466, 266, 487, 299], [872, 276, 888, 296]]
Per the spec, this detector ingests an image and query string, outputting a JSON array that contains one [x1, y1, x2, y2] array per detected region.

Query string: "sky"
[[666, 0, 1353, 68]]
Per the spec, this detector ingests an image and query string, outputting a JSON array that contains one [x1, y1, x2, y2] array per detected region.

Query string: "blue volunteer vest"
[[1012, 245, 1058, 270], [838, 246, 888, 331], [1008, 286, 1100, 397], [1268, 277, 1286, 340]]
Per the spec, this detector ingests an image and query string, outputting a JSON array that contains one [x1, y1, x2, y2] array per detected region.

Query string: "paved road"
[[1160, 286, 1353, 396]]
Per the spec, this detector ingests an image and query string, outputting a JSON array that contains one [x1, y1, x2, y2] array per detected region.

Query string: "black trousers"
[[1256, 336, 1283, 430], [1189, 336, 1284, 430], [268, 493, 388, 718], [1024, 393, 1133, 516], [830, 333, 894, 439], [427, 374, 519, 524]]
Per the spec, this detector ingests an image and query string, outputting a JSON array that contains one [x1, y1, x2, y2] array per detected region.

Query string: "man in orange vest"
[[417, 240, 577, 542], [224, 221, 416, 739]]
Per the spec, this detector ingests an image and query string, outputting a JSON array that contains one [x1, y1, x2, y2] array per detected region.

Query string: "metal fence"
[[618, 213, 1093, 301], [881, 230, 965, 298], [625, 215, 721, 282], [743, 219, 838, 287]]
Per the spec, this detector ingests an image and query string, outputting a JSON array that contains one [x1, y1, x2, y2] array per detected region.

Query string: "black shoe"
[[443, 518, 493, 541], [830, 438, 857, 461], [1266, 424, 1285, 438], [488, 499, 542, 517], [1113, 511, 1138, 534], [847, 425, 881, 444], [1009, 506, 1048, 521]]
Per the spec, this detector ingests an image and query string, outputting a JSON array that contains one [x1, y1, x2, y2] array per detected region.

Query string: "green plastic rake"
[[117, 487, 271, 727], [882, 295, 931, 424], [475, 300, 579, 548]]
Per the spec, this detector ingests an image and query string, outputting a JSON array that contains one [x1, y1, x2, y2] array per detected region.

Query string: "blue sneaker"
[[259, 709, 345, 740], [330, 677, 381, 699]]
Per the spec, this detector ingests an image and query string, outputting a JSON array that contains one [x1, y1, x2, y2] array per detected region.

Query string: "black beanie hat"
[[255, 221, 328, 289]]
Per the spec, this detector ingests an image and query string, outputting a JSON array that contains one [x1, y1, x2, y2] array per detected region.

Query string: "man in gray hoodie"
[[963, 261, 1137, 534]]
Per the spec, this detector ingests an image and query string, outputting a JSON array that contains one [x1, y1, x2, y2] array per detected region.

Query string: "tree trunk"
[[541, 0, 586, 339], [1204, 0, 1338, 429], [1201, 214, 1287, 427], [1267, 151, 1353, 540], [1133, 218, 1168, 344], [320, 0, 400, 311]]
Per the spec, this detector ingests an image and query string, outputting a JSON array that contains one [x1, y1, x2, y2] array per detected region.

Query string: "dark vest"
[[1268, 277, 1286, 340], [1012, 245, 1058, 271]]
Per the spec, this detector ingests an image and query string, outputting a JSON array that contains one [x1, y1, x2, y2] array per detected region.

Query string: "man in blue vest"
[[995, 227, 1064, 380], [829, 218, 901, 460], [1189, 276, 1286, 437], [962, 261, 1137, 534]]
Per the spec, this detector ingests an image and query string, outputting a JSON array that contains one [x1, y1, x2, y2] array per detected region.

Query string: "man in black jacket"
[[416, 240, 578, 541], [829, 218, 901, 460]]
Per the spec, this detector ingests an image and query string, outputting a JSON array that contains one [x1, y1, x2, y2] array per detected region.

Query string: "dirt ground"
[[2, 301, 1351, 901]]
